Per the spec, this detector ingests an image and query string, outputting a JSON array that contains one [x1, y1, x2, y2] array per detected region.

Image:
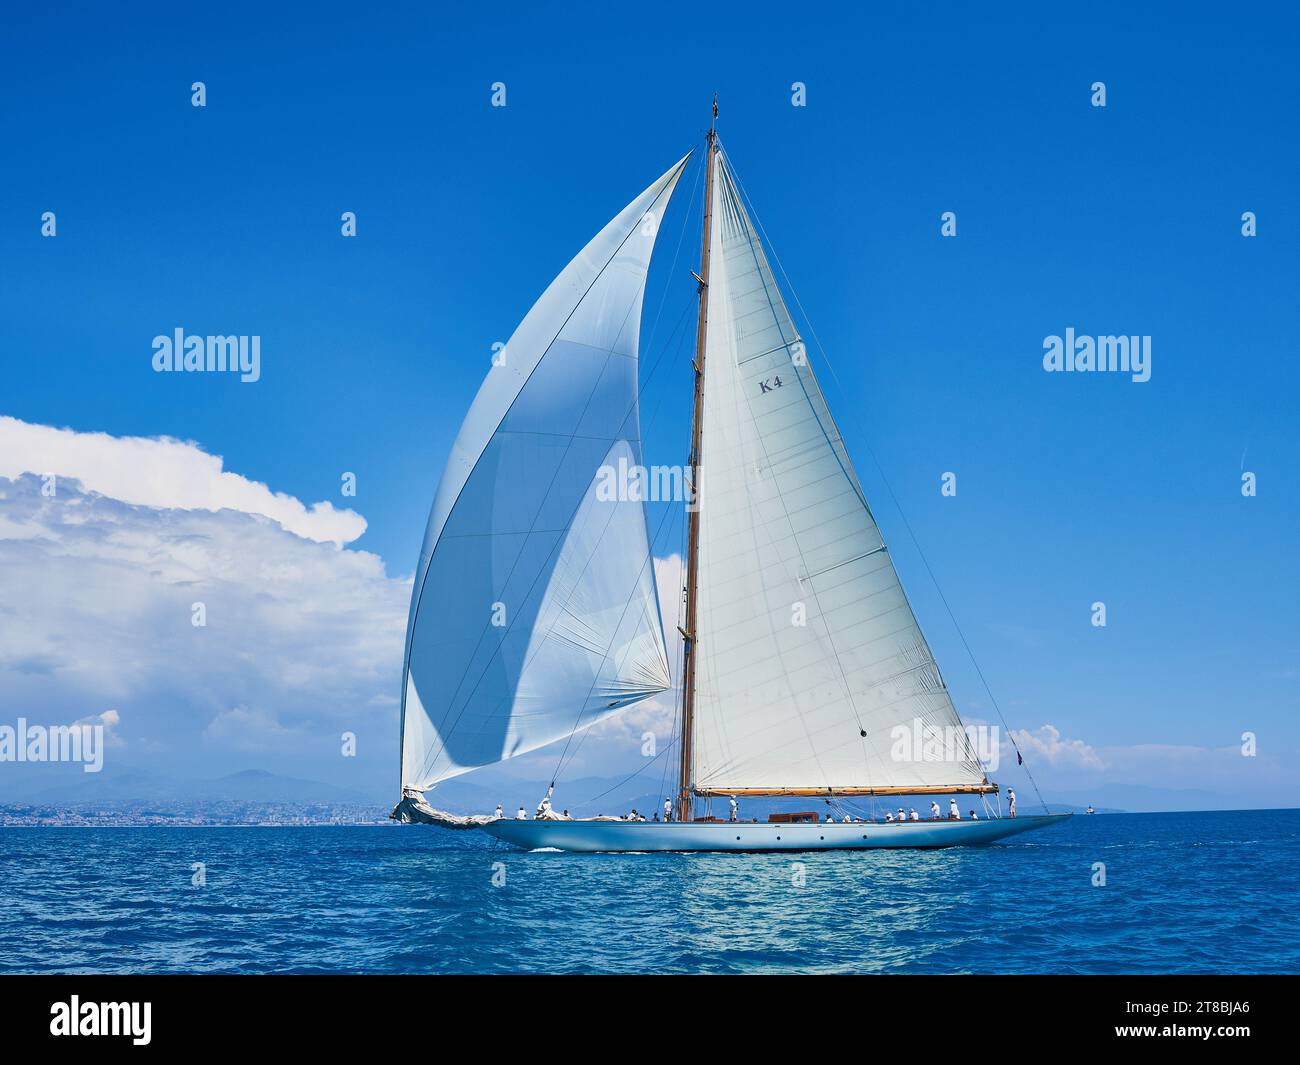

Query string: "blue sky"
[[1, 1, 1297, 809]]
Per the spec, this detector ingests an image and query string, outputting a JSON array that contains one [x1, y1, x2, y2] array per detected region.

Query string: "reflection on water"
[[0, 810, 1296, 973]]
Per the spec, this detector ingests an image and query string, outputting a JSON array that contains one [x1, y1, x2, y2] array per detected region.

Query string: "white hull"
[[480, 813, 1069, 852]]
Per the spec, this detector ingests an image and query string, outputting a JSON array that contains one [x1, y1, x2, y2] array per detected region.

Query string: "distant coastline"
[[5, 765, 1294, 825], [0, 800, 392, 827], [0, 801, 1226, 827]]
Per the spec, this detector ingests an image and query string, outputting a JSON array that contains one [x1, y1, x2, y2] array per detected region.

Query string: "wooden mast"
[[677, 98, 718, 824]]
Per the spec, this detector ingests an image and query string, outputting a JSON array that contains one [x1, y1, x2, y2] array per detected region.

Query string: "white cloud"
[[0, 416, 365, 545], [1006, 723, 1105, 769], [0, 462, 409, 777], [0, 419, 687, 788], [6, 412, 1283, 810], [73, 708, 124, 747]]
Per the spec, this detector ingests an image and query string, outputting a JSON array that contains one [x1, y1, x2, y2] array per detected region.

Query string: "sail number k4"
[[759, 376, 784, 394]]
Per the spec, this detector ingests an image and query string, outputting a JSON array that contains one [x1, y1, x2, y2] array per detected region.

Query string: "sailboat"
[[392, 104, 1067, 852]]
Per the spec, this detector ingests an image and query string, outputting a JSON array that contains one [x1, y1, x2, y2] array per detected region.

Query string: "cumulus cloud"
[[1006, 723, 1106, 769], [6, 412, 1278, 809], [0, 463, 409, 778], [0, 416, 365, 545], [0, 416, 687, 789], [73, 708, 124, 747]]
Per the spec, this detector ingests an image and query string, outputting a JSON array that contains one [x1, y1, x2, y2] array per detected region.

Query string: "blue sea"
[[1, 810, 1296, 974]]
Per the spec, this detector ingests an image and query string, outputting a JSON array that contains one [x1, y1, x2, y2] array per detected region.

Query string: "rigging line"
[[642, 150, 704, 358], [578, 736, 676, 808], [413, 170, 689, 785], [638, 297, 696, 436], [725, 148, 1047, 813], [658, 496, 688, 807], [658, 691, 681, 810]]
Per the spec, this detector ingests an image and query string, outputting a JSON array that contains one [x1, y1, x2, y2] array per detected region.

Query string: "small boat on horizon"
[[392, 102, 1067, 852]]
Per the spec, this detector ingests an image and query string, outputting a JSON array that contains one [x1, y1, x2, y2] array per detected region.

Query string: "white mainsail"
[[690, 149, 988, 794], [398, 156, 687, 796]]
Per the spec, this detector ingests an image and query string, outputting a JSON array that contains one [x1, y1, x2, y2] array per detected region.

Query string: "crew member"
[[536, 785, 554, 819]]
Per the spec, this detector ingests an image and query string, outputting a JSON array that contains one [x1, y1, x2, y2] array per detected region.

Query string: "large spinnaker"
[[691, 150, 988, 794], [398, 156, 687, 797]]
